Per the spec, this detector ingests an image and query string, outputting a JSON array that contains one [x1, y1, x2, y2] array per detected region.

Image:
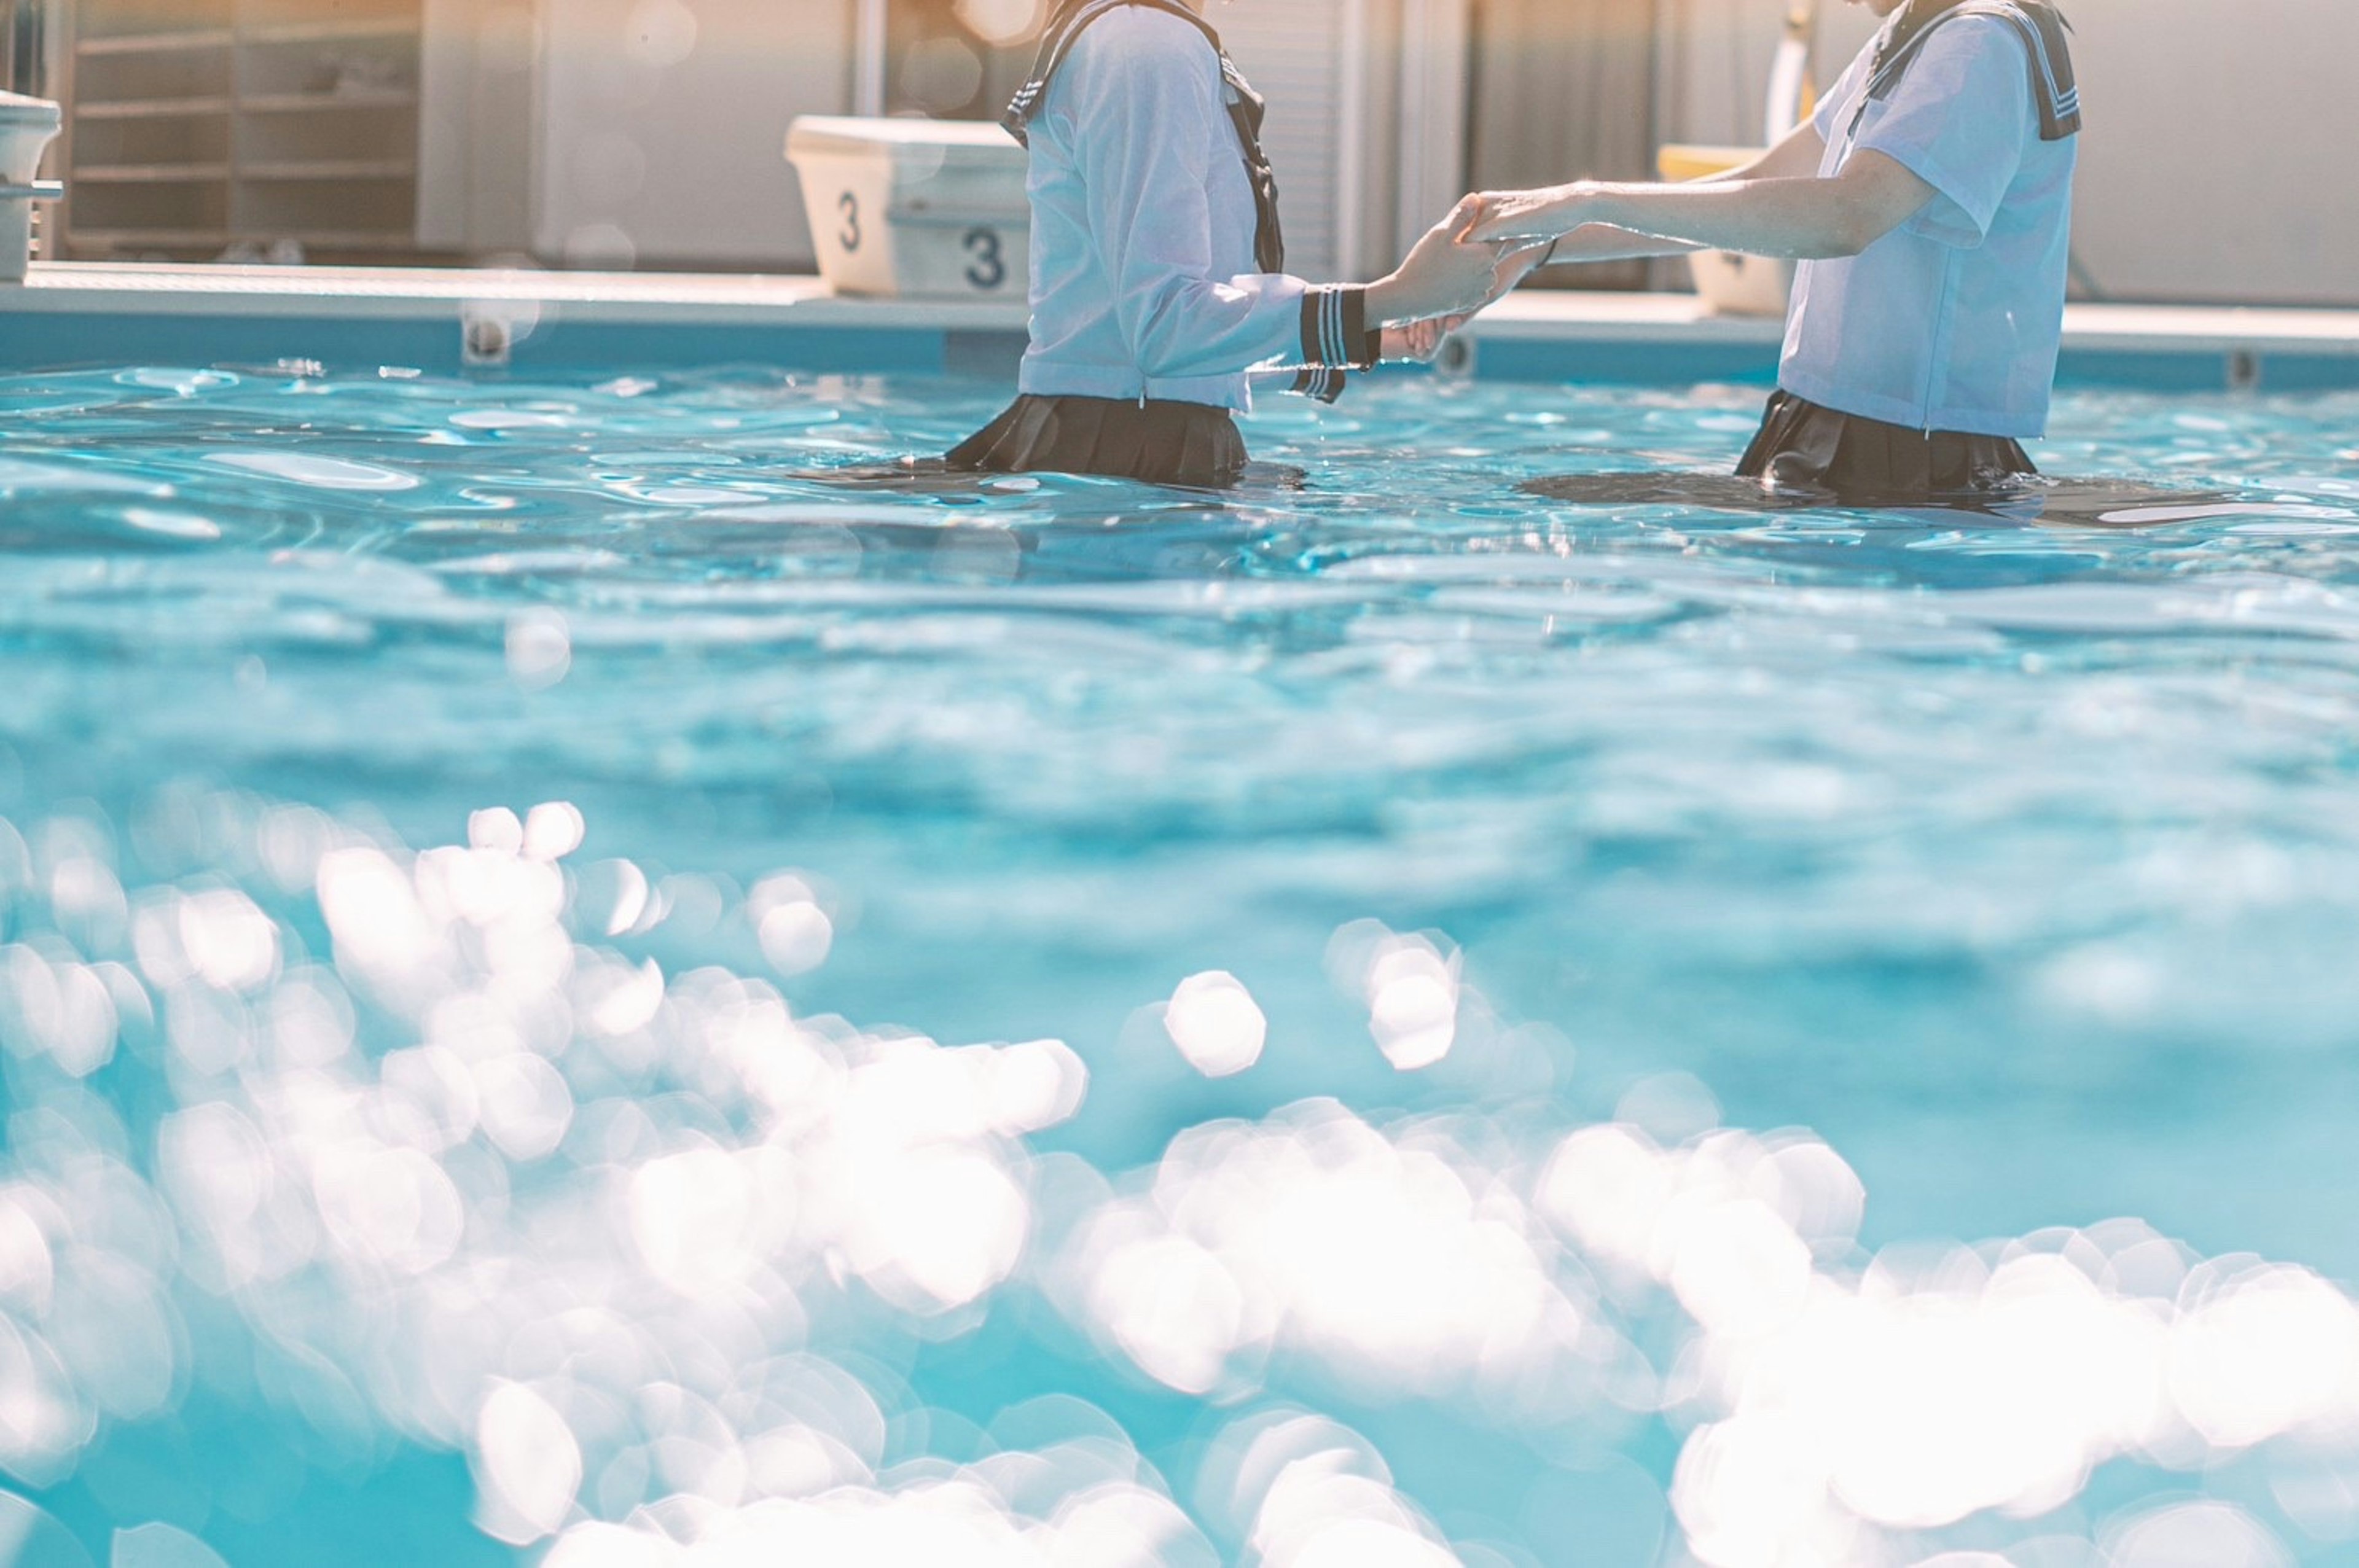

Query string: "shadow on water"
[[1519, 470, 2240, 528]]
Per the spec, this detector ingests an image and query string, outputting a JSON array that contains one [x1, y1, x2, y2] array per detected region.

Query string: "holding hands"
[[1458, 183, 1601, 246], [1381, 311, 1470, 362], [1369, 195, 1556, 362]]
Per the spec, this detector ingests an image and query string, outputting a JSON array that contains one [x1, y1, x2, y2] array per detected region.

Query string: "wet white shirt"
[[1016, 6, 1362, 410], [1778, 14, 2078, 437]]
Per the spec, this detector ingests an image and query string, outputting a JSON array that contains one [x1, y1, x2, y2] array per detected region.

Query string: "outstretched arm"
[[1532, 119, 1834, 265], [1468, 149, 1936, 262], [1466, 118, 1936, 262]]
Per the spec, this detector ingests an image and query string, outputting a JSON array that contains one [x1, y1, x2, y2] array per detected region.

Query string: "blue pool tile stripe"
[[2, 268, 2357, 389]]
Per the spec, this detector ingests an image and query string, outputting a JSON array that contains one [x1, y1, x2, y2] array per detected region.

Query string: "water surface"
[[5, 366, 2359, 1567]]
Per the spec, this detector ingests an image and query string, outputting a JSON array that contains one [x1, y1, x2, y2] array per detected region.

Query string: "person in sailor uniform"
[[1465, 0, 2083, 499], [949, 0, 1522, 490]]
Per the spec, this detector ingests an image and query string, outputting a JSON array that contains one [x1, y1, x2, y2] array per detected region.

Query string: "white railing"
[[853, 0, 888, 119]]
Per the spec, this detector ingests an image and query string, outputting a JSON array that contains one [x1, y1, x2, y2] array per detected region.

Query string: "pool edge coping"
[[5, 262, 2359, 367]]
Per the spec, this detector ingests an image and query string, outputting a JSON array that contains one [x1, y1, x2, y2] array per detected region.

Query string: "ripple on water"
[[205, 451, 421, 491], [122, 509, 223, 541], [115, 367, 241, 395], [450, 410, 576, 431], [0, 457, 173, 496]]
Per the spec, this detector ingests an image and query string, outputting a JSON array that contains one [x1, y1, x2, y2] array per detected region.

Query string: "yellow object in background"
[[1654, 145, 1759, 184]]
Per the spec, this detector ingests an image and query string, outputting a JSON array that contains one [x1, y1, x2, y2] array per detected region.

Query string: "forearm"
[[1121, 275, 1382, 381], [1096, 184, 1361, 377], [1558, 178, 1877, 261], [1543, 132, 1814, 262], [1544, 224, 1702, 265]]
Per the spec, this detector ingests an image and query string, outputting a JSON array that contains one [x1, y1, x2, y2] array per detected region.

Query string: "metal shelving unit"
[[55, 0, 426, 260]]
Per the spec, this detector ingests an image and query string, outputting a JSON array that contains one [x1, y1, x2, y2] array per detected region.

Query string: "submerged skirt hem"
[[1736, 390, 2037, 499], [947, 394, 1250, 491]]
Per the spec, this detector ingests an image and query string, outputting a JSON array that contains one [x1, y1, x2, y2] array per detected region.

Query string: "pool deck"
[[5, 261, 2359, 389]]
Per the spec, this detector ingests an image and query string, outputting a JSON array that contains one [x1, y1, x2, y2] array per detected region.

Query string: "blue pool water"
[[6, 364, 2359, 1567]]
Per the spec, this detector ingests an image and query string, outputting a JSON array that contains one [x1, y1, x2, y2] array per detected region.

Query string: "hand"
[[1484, 239, 1555, 305], [1366, 195, 1513, 325], [1375, 240, 1552, 359], [1461, 182, 1600, 244], [1380, 313, 1470, 362]]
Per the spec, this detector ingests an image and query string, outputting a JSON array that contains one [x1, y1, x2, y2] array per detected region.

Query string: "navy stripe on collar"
[[1867, 0, 2081, 141]]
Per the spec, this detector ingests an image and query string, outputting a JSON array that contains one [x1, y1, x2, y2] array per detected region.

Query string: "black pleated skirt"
[[947, 394, 1249, 490], [1736, 390, 2037, 498]]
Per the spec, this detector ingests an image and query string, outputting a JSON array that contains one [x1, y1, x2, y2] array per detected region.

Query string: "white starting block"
[[786, 115, 1029, 302], [0, 92, 62, 284]]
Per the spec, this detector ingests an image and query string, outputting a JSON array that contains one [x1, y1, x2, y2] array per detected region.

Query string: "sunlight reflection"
[[1160, 969, 1267, 1078], [1058, 1100, 1578, 1400], [748, 873, 834, 977], [1326, 921, 1464, 1071], [7, 788, 2359, 1564]]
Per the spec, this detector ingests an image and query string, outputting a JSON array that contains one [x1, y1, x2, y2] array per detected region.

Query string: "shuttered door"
[[1469, 0, 1659, 289], [1213, 0, 1359, 281]]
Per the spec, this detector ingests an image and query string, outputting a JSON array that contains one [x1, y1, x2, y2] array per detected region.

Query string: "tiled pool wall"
[[3, 265, 2358, 391]]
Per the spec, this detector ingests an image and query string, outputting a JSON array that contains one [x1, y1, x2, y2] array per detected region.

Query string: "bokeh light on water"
[[4, 365, 2359, 1562]]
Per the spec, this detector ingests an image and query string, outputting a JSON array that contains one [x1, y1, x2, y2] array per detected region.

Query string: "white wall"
[[2065, 0, 2359, 306], [536, 0, 855, 270]]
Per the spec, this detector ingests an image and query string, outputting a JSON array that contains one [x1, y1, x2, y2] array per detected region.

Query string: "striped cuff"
[[1289, 286, 1379, 403], [1291, 366, 1346, 402]]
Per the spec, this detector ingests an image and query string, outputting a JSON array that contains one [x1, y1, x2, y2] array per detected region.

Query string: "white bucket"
[[0, 92, 64, 284], [786, 115, 1030, 301], [1686, 249, 1796, 318]]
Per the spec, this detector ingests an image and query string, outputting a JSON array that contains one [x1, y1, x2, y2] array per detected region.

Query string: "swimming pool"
[[5, 362, 2359, 1567]]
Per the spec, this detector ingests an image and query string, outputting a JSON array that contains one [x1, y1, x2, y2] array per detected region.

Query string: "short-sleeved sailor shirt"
[[1778, 14, 2078, 437]]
